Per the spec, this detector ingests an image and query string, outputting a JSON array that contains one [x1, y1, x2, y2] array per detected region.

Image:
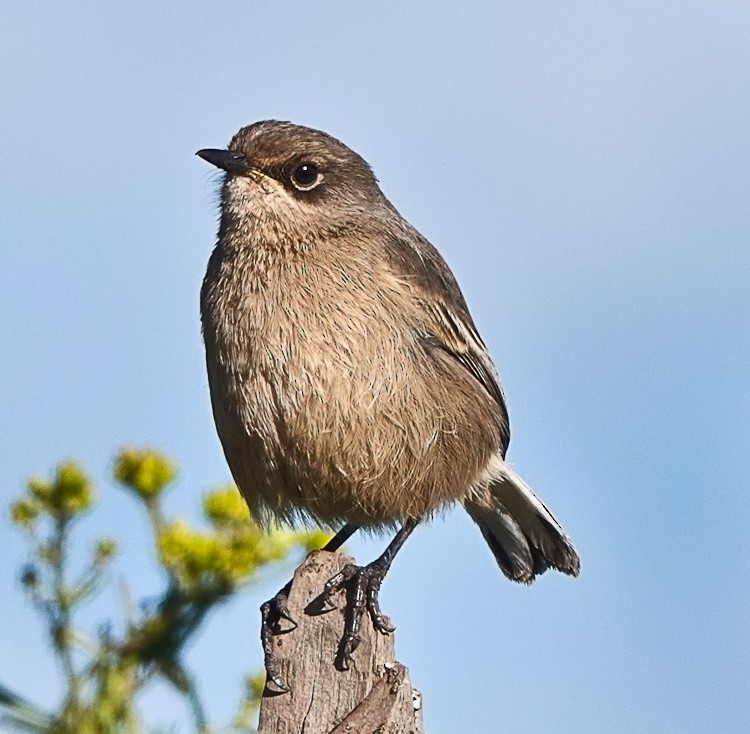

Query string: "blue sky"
[[1, 2, 748, 732]]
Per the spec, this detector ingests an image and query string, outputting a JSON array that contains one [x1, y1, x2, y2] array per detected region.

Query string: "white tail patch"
[[464, 455, 580, 583]]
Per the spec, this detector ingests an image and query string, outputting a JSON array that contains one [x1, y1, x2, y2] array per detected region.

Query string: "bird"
[[197, 120, 580, 691]]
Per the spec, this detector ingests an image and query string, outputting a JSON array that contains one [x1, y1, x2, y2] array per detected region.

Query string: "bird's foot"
[[320, 559, 396, 671], [260, 581, 296, 694]]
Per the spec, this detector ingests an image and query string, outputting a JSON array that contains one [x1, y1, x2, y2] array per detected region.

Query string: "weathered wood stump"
[[257, 550, 424, 734]]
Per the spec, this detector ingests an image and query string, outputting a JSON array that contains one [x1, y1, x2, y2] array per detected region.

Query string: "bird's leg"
[[321, 518, 419, 671], [322, 522, 358, 552], [260, 523, 359, 693]]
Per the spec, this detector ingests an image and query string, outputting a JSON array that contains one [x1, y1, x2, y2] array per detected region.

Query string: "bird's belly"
[[209, 332, 498, 529]]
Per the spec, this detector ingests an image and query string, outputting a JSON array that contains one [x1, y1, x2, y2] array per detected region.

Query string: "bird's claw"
[[320, 561, 396, 670], [260, 582, 295, 694]]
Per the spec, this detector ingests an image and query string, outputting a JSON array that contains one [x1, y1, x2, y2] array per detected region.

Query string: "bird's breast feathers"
[[202, 244, 501, 525]]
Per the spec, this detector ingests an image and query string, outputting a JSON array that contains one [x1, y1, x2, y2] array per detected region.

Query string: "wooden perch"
[[257, 550, 425, 734]]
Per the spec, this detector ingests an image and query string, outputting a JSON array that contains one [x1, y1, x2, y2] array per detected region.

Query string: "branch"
[[257, 550, 424, 734]]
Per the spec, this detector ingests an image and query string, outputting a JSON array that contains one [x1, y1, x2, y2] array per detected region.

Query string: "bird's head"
[[197, 121, 386, 246]]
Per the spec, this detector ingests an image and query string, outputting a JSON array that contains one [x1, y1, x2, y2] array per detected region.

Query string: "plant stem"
[[52, 516, 81, 712]]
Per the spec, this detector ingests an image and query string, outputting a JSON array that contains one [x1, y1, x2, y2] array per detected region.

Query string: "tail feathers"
[[464, 459, 580, 584]]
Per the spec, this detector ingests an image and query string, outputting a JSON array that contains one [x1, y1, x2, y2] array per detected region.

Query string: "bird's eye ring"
[[291, 162, 322, 190]]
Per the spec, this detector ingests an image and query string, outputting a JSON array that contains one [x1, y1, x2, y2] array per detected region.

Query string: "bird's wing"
[[382, 222, 510, 454]]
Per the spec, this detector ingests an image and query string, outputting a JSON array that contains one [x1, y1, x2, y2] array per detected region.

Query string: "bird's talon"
[[264, 672, 290, 695], [318, 599, 337, 614], [373, 615, 395, 634], [260, 583, 294, 694], [276, 602, 296, 626]]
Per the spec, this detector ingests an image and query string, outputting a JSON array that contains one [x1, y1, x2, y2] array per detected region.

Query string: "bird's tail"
[[464, 457, 580, 584]]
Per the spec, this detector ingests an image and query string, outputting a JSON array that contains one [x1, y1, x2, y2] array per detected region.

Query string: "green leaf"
[[0, 683, 55, 733]]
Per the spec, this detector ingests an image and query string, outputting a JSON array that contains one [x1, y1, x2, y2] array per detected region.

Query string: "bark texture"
[[257, 550, 424, 734]]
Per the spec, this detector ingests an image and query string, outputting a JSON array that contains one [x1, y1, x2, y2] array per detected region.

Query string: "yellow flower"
[[158, 520, 243, 588], [9, 497, 41, 527], [114, 448, 176, 501], [26, 462, 93, 518], [295, 529, 329, 553], [203, 486, 250, 526], [157, 517, 305, 591]]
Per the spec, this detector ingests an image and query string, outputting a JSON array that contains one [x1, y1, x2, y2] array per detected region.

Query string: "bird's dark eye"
[[291, 162, 322, 190]]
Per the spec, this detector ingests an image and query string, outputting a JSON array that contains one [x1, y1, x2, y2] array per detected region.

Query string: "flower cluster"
[[11, 461, 94, 525], [113, 447, 176, 501], [6, 447, 329, 733], [158, 485, 325, 592]]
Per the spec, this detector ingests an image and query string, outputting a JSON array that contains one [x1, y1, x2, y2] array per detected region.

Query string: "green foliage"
[[3, 448, 324, 733]]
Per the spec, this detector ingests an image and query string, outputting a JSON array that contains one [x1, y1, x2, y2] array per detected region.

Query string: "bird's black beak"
[[196, 148, 251, 175]]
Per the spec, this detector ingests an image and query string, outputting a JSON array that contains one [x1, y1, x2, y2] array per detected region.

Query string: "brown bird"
[[197, 121, 579, 691]]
